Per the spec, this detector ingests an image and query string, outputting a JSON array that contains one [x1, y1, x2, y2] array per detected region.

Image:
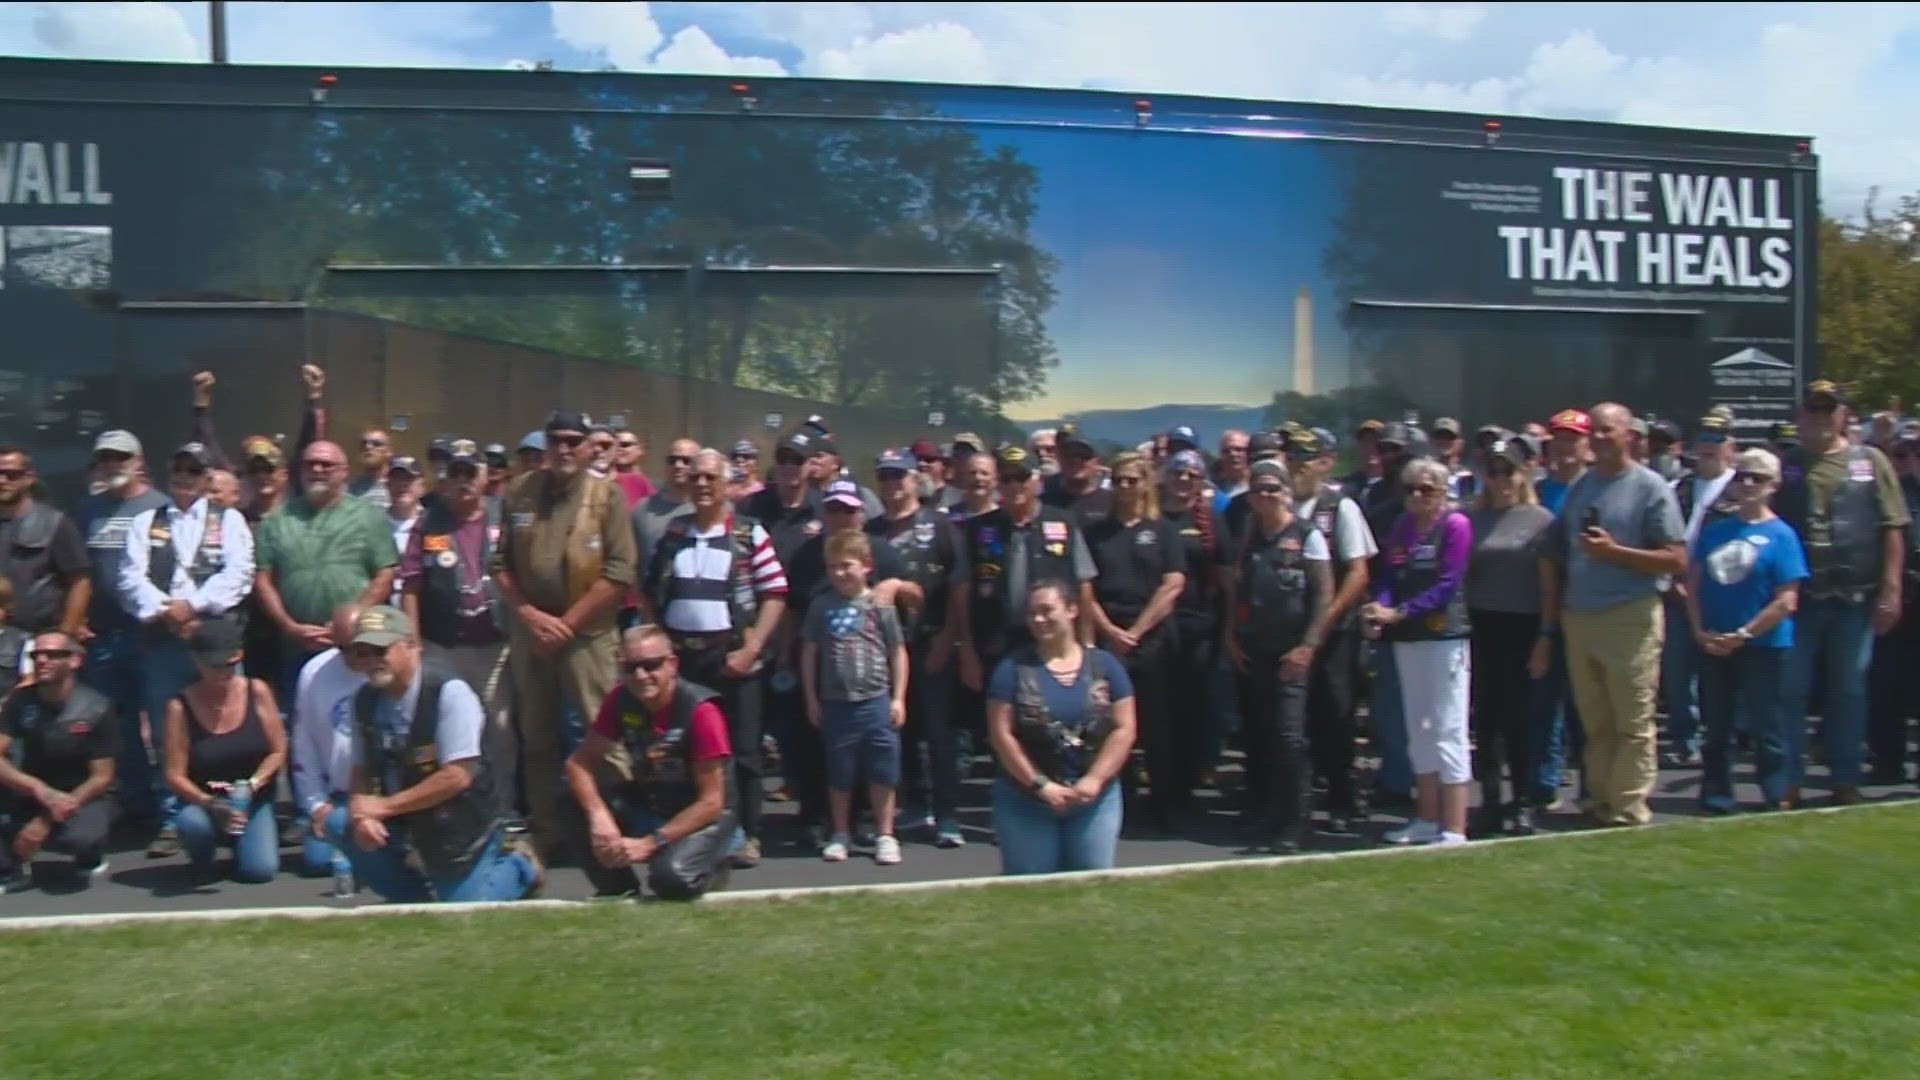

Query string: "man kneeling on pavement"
[[324, 606, 542, 902], [563, 623, 737, 901]]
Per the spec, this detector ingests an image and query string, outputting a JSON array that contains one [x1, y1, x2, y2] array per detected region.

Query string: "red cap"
[[1547, 409, 1593, 436], [909, 438, 941, 460]]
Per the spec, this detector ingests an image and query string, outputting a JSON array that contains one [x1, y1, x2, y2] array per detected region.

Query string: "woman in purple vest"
[[1364, 458, 1474, 847]]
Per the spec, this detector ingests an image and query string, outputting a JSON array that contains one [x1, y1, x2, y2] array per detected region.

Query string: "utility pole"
[[210, 0, 229, 63]]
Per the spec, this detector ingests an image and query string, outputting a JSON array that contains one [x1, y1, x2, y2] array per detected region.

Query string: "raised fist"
[[301, 364, 325, 395], [192, 371, 215, 406]]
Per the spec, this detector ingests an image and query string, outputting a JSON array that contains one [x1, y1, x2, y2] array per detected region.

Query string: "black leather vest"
[[963, 507, 1080, 660], [1236, 516, 1317, 652], [0, 504, 67, 632], [1776, 443, 1885, 598], [1009, 651, 1115, 783], [607, 681, 735, 814], [415, 502, 503, 645], [352, 662, 505, 873]]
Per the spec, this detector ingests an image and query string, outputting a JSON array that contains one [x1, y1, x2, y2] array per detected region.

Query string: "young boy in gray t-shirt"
[[802, 532, 909, 865]]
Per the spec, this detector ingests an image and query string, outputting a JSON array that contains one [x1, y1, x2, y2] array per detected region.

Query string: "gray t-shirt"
[[804, 591, 904, 703], [630, 491, 692, 574], [1466, 503, 1555, 615], [77, 487, 172, 633], [1545, 464, 1686, 613]]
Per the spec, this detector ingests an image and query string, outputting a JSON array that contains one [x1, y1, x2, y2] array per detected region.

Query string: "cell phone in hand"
[[1582, 506, 1601, 535]]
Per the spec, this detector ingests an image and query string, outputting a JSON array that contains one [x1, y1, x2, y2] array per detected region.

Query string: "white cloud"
[[550, 0, 665, 69], [1381, 3, 1488, 42], [650, 26, 785, 76], [15, 0, 198, 61], [805, 22, 994, 83]]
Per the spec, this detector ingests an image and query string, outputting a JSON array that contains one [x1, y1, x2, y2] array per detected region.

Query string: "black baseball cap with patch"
[[545, 409, 590, 435], [1056, 423, 1093, 453], [1694, 414, 1733, 442], [1248, 431, 1285, 459], [996, 445, 1035, 476], [776, 432, 814, 459], [1804, 380, 1846, 409], [172, 442, 214, 470]]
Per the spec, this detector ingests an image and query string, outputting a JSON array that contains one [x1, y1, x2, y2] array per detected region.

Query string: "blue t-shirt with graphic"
[[1691, 515, 1808, 648]]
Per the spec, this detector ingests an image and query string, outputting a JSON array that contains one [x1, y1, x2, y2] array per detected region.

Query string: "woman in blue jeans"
[[1683, 448, 1807, 812], [163, 619, 287, 883], [987, 580, 1137, 875]]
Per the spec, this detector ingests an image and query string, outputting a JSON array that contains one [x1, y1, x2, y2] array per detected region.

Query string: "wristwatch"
[[1734, 627, 1753, 642], [649, 828, 670, 849], [1030, 775, 1051, 795]]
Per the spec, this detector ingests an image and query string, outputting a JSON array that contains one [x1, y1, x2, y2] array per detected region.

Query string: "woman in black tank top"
[[163, 619, 287, 883]]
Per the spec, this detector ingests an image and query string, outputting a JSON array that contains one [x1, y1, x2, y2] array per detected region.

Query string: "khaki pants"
[[1563, 595, 1663, 826], [507, 625, 619, 856]]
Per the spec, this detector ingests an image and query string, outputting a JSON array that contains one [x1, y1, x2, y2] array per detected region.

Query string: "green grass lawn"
[[5, 806, 1918, 1079]]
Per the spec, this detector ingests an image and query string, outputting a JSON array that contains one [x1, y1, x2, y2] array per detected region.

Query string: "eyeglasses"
[[0, 468, 29, 481], [345, 643, 390, 660], [550, 434, 586, 449], [627, 655, 672, 674], [1408, 484, 1442, 496], [1251, 485, 1286, 497], [447, 465, 480, 481], [689, 472, 724, 485], [93, 451, 132, 464], [361, 438, 387, 449], [733, 453, 757, 463], [1732, 471, 1773, 485], [1172, 470, 1204, 482], [824, 502, 860, 513], [29, 648, 74, 661], [667, 455, 694, 467]]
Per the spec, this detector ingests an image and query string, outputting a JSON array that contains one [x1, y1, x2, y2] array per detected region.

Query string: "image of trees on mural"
[[185, 85, 1058, 433]]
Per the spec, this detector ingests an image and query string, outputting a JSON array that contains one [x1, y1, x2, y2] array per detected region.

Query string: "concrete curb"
[[1, 797, 1909, 933]]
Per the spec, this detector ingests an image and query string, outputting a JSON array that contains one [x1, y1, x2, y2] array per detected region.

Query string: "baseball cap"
[[909, 438, 942, 461], [1247, 431, 1285, 459], [1771, 421, 1801, 445], [1486, 437, 1530, 468], [1056, 423, 1094, 453], [1628, 417, 1650, 438], [731, 439, 759, 458], [1804, 380, 1846, 409], [171, 442, 213, 470], [875, 448, 916, 473], [1649, 419, 1682, 443], [1250, 458, 1291, 484], [1896, 420, 1920, 445], [93, 429, 142, 457], [1354, 418, 1386, 439], [1548, 409, 1593, 437], [996, 445, 1035, 476], [349, 605, 413, 648], [1476, 423, 1507, 443], [1694, 414, 1733, 442], [447, 445, 482, 469], [188, 617, 245, 665], [241, 435, 284, 468], [1167, 425, 1198, 451], [1432, 417, 1462, 437], [518, 430, 547, 452], [427, 437, 452, 461], [545, 409, 590, 435], [1165, 449, 1206, 476], [1286, 428, 1322, 458], [950, 432, 983, 455], [823, 479, 864, 508], [483, 443, 509, 466], [387, 455, 422, 477], [1378, 422, 1415, 449], [803, 414, 833, 439], [776, 431, 814, 458]]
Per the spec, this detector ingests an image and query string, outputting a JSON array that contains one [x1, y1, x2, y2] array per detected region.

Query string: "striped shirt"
[[662, 517, 788, 634]]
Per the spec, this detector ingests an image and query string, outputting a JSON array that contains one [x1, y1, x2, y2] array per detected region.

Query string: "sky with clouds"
[[1, 1, 1914, 214]]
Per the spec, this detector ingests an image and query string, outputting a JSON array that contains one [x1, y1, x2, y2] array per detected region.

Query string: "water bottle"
[[226, 780, 252, 836], [330, 850, 355, 898]]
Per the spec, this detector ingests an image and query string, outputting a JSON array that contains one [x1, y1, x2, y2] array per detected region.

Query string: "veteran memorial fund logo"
[[1710, 347, 1798, 435]]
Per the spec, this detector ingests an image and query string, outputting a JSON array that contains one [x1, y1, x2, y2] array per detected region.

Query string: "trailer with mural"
[[0, 56, 1815, 496]]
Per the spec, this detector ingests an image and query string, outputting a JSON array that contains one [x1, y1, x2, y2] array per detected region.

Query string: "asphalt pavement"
[[4, 749, 1912, 921]]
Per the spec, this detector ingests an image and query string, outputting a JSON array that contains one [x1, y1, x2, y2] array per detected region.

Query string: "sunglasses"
[[0, 469, 27, 481], [361, 439, 388, 449], [345, 643, 391, 660], [628, 655, 672, 674], [733, 453, 757, 463], [172, 464, 208, 476], [916, 457, 941, 466], [245, 462, 279, 475], [1732, 471, 1774, 484], [447, 465, 479, 481], [93, 451, 132, 464], [1408, 484, 1443, 496], [997, 472, 1032, 484], [29, 648, 74, 661], [876, 469, 909, 481], [1251, 485, 1286, 496], [616, 439, 640, 449], [775, 453, 807, 467], [668, 454, 694, 467], [550, 434, 587, 449]]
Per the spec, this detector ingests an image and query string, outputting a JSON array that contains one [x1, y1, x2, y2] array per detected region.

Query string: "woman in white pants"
[[1364, 458, 1474, 847]]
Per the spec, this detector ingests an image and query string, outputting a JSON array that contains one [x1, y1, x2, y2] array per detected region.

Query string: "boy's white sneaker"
[[1383, 819, 1441, 845], [822, 834, 851, 862], [873, 834, 903, 866]]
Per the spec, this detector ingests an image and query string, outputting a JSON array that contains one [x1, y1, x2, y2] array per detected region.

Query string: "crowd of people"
[[0, 363, 1914, 902]]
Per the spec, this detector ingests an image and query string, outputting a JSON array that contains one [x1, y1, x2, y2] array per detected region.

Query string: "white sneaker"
[[1431, 831, 1469, 848], [874, 834, 903, 866], [822, 834, 851, 862], [1383, 819, 1441, 845]]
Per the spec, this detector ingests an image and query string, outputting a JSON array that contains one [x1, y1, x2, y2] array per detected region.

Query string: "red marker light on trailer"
[[1134, 99, 1152, 126], [1483, 119, 1502, 146], [311, 72, 338, 103], [732, 82, 756, 111]]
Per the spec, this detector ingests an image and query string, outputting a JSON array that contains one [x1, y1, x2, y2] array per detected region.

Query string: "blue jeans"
[[991, 777, 1122, 875], [173, 799, 280, 883], [1661, 595, 1701, 757], [323, 805, 537, 903], [1532, 632, 1586, 803], [1370, 644, 1411, 797], [83, 627, 159, 818], [1699, 647, 1789, 809], [1782, 597, 1874, 787]]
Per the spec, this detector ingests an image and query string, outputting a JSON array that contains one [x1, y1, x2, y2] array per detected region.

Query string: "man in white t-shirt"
[[292, 604, 369, 878], [1287, 427, 1381, 833]]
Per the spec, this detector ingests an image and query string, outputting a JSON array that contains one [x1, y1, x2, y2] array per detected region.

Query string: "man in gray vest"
[[0, 446, 90, 640], [324, 606, 541, 902], [115, 442, 256, 826], [1773, 380, 1908, 805]]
